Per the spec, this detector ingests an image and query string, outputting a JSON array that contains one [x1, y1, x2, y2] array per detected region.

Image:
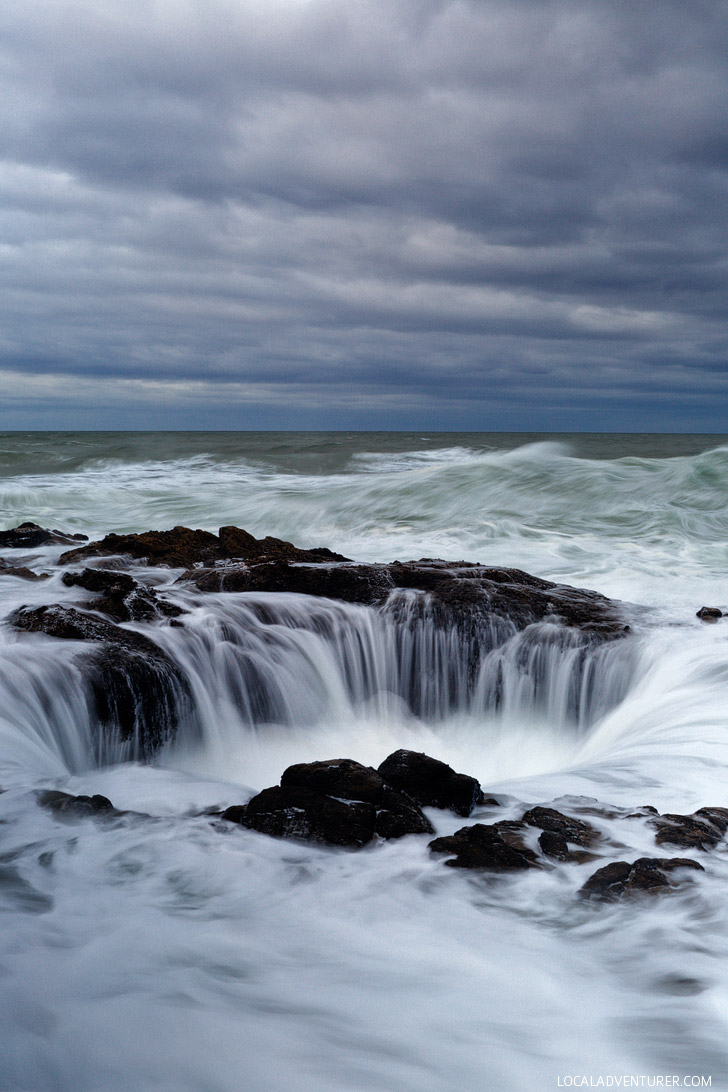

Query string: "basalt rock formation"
[[580, 857, 704, 900], [52, 523, 629, 639], [376, 749, 485, 817], [60, 525, 349, 568], [61, 568, 184, 623], [0, 522, 87, 549], [177, 547, 629, 639], [223, 757, 435, 846], [11, 605, 190, 760]]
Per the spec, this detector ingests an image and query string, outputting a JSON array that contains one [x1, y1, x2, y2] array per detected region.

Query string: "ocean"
[[1, 431, 728, 1091]]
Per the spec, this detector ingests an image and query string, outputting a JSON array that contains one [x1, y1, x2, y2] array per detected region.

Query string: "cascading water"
[[1, 432, 728, 1092]]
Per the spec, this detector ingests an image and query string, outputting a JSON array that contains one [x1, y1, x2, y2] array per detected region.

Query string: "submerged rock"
[[521, 806, 600, 847], [650, 810, 728, 850], [10, 605, 191, 760], [36, 789, 118, 818], [0, 522, 87, 549], [0, 558, 49, 581], [696, 606, 722, 621], [428, 823, 540, 871], [580, 857, 704, 900], [377, 749, 484, 817]]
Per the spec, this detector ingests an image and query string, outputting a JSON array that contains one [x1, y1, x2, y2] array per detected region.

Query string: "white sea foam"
[[1, 432, 728, 1090]]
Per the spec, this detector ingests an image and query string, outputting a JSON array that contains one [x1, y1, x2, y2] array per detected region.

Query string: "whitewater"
[[1, 431, 728, 1091]]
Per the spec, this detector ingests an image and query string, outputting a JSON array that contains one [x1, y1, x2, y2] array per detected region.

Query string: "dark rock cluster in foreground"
[[215, 747, 713, 904], [1, 522, 716, 906], [36, 746, 715, 907]]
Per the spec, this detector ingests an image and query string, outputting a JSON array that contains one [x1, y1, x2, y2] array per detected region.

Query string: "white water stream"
[[1, 434, 727, 1091]]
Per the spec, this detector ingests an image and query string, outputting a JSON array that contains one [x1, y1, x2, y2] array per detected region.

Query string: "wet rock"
[[650, 811, 726, 850], [181, 560, 394, 603], [36, 790, 118, 818], [60, 524, 350, 568], [61, 568, 184, 622], [220, 805, 248, 825], [218, 525, 348, 564], [377, 749, 484, 817], [11, 605, 191, 759], [429, 823, 540, 871], [522, 806, 600, 847], [280, 758, 434, 838], [175, 543, 630, 639], [388, 561, 628, 639], [696, 606, 722, 621], [694, 806, 728, 832], [0, 558, 49, 581], [0, 522, 87, 549], [580, 857, 704, 901], [538, 830, 573, 861], [242, 785, 376, 848]]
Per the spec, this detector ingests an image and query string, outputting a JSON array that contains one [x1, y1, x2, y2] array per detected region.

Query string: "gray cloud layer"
[[1, 0, 727, 428]]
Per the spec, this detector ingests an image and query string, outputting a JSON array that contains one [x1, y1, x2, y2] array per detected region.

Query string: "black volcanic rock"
[[696, 606, 722, 621], [429, 823, 540, 871], [522, 806, 600, 847], [377, 749, 484, 817], [538, 830, 573, 861], [580, 857, 704, 900], [0, 558, 49, 581], [61, 568, 184, 622], [36, 789, 118, 818], [242, 785, 376, 848], [60, 524, 350, 568], [280, 758, 434, 838], [10, 605, 190, 759], [650, 810, 727, 850], [182, 558, 628, 640], [180, 560, 394, 603], [0, 522, 87, 549]]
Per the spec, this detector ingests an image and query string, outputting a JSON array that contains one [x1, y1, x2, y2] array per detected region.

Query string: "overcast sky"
[[1, 0, 727, 430]]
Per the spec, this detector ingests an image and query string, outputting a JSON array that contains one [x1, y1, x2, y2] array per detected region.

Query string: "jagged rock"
[[183, 560, 394, 604], [580, 857, 704, 900], [241, 785, 376, 847], [694, 806, 728, 832], [10, 605, 190, 759], [176, 549, 629, 639], [696, 606, 722, 621], [36, 790, 117, 817], [538, 830, 573, 861], [0, 522, 87, 549], [522, 806, 599, 847], [429, 823, 540, 871], [650, 810, 727, 850], [59, 524, 350, 568], [388, 561, 628, 638], [0, 558, 49, 581], [280, 758, 434, 838], [220, 805, 248, 825], [377, 749, 484, 817], [61, 568, 184, 622]]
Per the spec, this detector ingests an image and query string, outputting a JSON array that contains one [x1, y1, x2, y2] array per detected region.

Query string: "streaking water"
[[1, 432, 728, 1091]]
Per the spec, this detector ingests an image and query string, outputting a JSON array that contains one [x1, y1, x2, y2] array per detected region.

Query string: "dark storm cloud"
[[0, 0, 727, 429]]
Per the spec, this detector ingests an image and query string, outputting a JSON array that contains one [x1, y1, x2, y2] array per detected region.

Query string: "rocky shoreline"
[[34, 745, 717, 905], [2, 521, 720, 907]]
